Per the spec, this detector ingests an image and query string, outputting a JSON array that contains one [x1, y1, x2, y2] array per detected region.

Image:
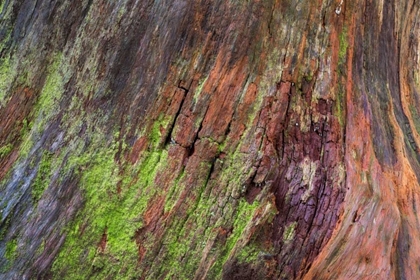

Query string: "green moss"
[[227, 200, 259, 249], [35, 239, 46, 256], [0, 216, 11, 240], [165, 163, 217, 274], [35, 54, 66, 127], [209, 199, 260, 278], [52, 145, 138, 278], [17, 54, 68, 159], [148, 114, 172, 149], [5, 239, 17, 261], [20, 118, 31, 135], [32, 151, 53, 202], [17, 118, 34, 159], [192, 75, 209, 101], [339, 27, 348, 65], [304, 72, 313, 82], [0, 143, 13, 158], [48, 63, 265, 279], [144, 150, 266, 279], [236, 244, 260, 263], [1, 238, 17, 273], [162, 235, 191, 279], [51, 113, 172, 278], [0, 20, 13, 58], [283, 222, 297, 243], [410, 105, 420, 135], [163, 171, 186, 213], [0, 57, 14, 107], [332, 77, 346, 129]]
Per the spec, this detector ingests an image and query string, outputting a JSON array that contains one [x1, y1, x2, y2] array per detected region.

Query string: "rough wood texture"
[[0, 0, 419, 279]]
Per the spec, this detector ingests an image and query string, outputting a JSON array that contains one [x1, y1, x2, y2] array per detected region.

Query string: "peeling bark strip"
[[0, 0, 420, 279]]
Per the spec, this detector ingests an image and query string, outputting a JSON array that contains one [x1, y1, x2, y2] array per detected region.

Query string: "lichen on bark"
[[0, 0, 420, 279]]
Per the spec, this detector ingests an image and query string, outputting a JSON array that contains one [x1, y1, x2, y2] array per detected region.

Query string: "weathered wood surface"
[[0, 0, 419, 279]]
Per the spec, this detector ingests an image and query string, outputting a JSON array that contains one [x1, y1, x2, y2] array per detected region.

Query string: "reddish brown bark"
[[0, 0, 419, 279]]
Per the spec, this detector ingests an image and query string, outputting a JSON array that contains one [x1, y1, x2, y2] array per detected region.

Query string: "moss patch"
[[410, 105, 420, 135], [0, 57, 14, 107], [5, 239, 17, 261], [339, 27, 348, 65], [32, 151, 54, 202], [283, 222, 297, 243], [208, 199, 260, 278], [0, 143, 13, 158], [34, 54, 67, 130], [51, 117, 172, 279], [236, 244, 260, 264]]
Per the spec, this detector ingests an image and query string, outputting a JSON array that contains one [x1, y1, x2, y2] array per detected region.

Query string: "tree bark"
[[0, 0, 419, 279]]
